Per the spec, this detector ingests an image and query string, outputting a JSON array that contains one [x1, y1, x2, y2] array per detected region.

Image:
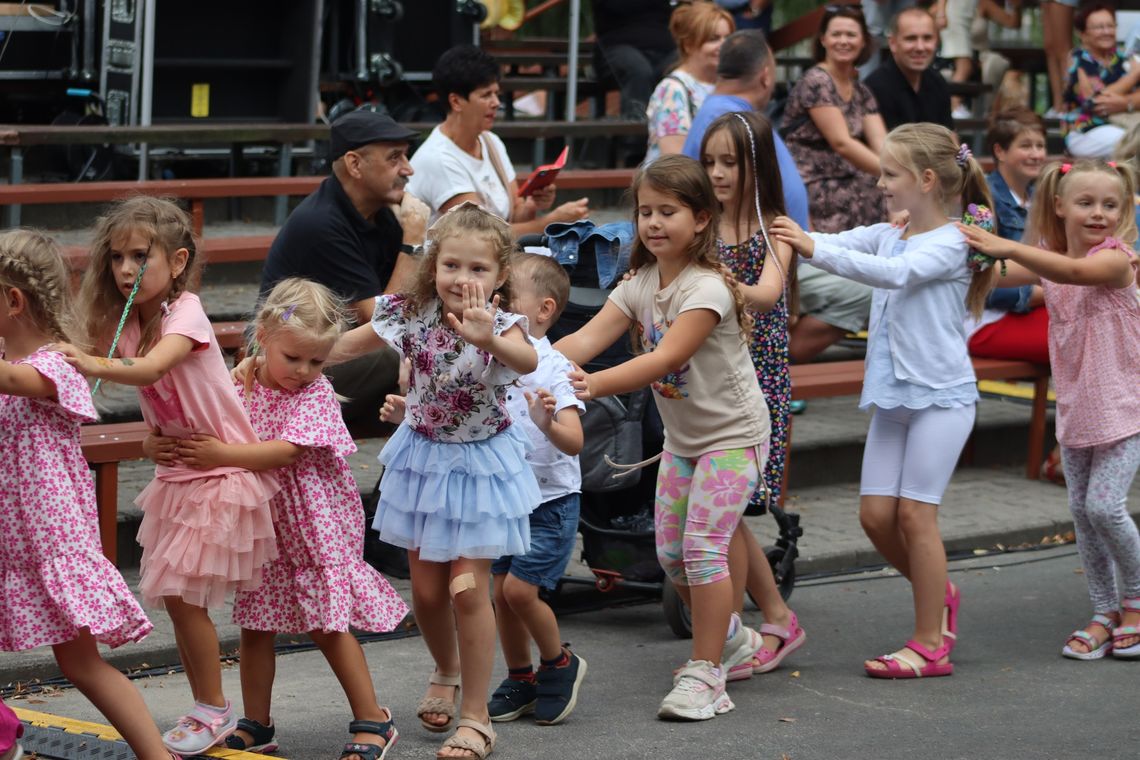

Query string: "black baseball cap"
[[330, 110, 419, 159]]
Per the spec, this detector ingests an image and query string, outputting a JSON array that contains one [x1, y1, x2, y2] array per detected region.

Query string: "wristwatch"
[[400, 243, 425, 256]]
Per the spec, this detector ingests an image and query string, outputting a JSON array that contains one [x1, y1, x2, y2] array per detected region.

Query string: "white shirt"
[[504, 336, 584, 502], [408, 126, 517, 224]]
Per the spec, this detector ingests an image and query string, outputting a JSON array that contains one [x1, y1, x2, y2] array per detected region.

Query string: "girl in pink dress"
[[168, 277, 408, 760], [0, 230, 172, 759], [56, 198, 278, 756], [960, 159, 1140, 661]]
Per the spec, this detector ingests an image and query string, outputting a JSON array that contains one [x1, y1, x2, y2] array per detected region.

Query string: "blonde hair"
[[1027, 159, 1139, 252], [510, 253, 571, 321], [1113, 122, 1140, 174], [881, 123, 995, 318], [403, 203, 514, 315], [0, 229, 76, 343], [76, 196, 202, 354], [670, 0, 734, 61]]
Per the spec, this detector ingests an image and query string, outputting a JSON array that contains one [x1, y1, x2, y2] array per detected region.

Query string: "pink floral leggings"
[[654, 446, 764, 587]]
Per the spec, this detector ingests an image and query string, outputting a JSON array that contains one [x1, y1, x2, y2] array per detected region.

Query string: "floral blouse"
[[1063, 47, 1129, 137], [645, 70, 714, 164], [371, 295, 529, 443]]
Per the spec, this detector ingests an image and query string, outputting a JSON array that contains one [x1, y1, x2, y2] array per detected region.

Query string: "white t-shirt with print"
[[408, 126, 517, 224]]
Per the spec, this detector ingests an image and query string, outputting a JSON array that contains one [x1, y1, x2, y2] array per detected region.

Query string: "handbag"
[[578, 389, 651, 492]]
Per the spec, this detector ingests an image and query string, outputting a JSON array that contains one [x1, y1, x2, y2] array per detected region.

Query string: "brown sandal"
[[417, 671, 460, 733], [435, 717, 496, 760]]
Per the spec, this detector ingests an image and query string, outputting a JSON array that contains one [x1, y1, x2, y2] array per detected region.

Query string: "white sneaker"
[[657, 660, 734, 721], [722, 613, 763, 682], [951, 105, 972, 120]]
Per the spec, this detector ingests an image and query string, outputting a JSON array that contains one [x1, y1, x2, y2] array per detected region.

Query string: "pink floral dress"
[[231, 375, 408, 633], [0, 349, 152, 651]]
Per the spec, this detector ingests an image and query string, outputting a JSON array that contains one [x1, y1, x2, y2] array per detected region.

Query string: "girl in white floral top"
[[328, 202, 539, 760]]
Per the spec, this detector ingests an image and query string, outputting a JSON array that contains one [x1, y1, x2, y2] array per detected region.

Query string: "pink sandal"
[[864, 639, 954, 679], [1112, 598, 1140, 660], [1061, 613, 1115, 660], [943, 581, 961, 651], [751, 611, 806, 674]]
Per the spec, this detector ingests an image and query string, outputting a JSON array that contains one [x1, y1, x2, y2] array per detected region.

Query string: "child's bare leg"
[[865, 498, 949, 671], [408, 551, 459, 728], [686, 577, 735, 664], [164, 596, 225, 707], [501, 574, 562, 661], [859, 495, 911, 577], [493, 573, 534, 668], [53, 630, 170, 760], [309, 630, 392, 759], [440, 557, 495, 759], [231, 628, 276, 745], [737, 523, 793, 649]]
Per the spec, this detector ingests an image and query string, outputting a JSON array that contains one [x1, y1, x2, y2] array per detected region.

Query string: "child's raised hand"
[[770, 216, 815, 257], [567, 363, 596, 401], [446, 282, 498, 349], [175, 433, 229, 470], [955, 222, 1010, 258], [380, 393, 407, 424], [142, 426, 180, 467], [525, 388, 557, 431], [49, 342, 102, 376]]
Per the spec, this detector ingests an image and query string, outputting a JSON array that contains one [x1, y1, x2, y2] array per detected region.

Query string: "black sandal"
[[340, 715, 399, 760], [224, 717, 279, 753]]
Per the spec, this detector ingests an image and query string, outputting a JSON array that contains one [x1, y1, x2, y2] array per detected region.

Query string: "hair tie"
[[962, 204, 1006, 276], [281, 304, 297, 322], [1107, 160, 1117, 169], [1060, 163, 1072, 175], [955, 143, 972, 167]]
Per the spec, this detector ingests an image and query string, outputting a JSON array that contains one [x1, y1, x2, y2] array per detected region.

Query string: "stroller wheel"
[[765, 546, 796, 602], [661, 581, 693, 639]]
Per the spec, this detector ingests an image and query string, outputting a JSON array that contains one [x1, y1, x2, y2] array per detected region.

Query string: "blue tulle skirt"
[[374, 424, 541, 562]]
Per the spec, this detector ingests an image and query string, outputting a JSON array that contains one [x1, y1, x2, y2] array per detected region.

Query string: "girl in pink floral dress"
[[168, 277, 408, 760], [57, 198, 279, 757], [960, 159, 1140, 661], [328, 203, 540, 760], [0, 230, 173, 760]]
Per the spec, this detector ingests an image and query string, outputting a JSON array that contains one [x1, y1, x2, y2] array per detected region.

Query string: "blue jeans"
[[491, 493, 581, 590]]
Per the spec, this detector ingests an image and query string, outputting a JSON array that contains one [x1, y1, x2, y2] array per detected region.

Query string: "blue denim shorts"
[[491, 493, 580, 590]]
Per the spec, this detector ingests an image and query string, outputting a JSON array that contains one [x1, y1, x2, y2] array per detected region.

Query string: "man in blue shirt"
[[682, 30, 809, 228]]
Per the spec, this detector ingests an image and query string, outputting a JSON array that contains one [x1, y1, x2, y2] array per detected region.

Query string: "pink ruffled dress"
[[118, 293, 279, 609], [232, 375, 408, 633], [0, 349, 152, 650]]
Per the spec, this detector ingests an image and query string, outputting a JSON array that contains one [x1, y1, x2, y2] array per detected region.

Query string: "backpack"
[[579, 389, 652, 493]]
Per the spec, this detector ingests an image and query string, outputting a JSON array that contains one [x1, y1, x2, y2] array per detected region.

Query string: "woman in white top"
[[408, 44, 588, 233]]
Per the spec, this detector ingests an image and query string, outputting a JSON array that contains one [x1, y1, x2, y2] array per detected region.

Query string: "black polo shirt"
[[865, 56, 954, 132], [260, 174, 403, 311]]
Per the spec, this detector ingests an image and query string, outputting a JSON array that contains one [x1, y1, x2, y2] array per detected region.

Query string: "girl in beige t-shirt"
[[555, 155, 772, 722]]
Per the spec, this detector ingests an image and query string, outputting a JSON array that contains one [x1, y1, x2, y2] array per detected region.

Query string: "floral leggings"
[[654, 445, 765, 587], [1063, 432, 1140, 613]]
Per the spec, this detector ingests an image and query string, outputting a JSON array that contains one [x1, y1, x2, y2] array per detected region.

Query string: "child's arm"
[[737, 238, 796, 312], [446, 283, 538, 375], [53, 334, 195, 386], [175, 433, 303, 471], [569, 308, 719, 401], [553, 301, 633, 367], [0, 360, 58, 398], [327, 322, 386, 366], [526, 389, 584, 456], [142, 427, 180, 467], [957, 223, 1134, 288]]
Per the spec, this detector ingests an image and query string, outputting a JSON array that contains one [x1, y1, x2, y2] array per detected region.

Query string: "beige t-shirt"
[[609, 263, 770, 458]]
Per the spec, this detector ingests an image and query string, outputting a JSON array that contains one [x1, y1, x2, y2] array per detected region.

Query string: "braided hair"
[[0, 229, 77, 344]]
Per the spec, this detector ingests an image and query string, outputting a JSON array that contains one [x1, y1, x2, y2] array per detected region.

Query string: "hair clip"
[[955, 143, 973, 167], [281, 304, 297, 321], [1060, 163, 1072, 175]]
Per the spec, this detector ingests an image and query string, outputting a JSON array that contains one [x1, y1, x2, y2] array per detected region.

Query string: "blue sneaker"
[[534, 649, 588, 725], [487, 677, 537, 722]]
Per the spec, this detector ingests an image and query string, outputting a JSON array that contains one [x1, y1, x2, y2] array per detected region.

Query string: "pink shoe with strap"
[[162, 701, 238, 756], [1112, 598, 1140, 659], [864, 639, 954, 679], [751, 611, 807, 674], [1062, 613, 1116, 660]]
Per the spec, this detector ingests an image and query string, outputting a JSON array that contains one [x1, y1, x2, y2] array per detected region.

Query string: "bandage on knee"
[[449, 573, 477, 597]]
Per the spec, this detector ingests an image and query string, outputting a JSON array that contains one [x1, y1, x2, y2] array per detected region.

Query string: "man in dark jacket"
[[865, 7, 953, 130]]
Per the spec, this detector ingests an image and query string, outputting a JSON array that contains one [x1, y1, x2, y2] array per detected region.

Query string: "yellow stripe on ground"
[[11, 706, 280, 759], [978, 379, 1056, 402]]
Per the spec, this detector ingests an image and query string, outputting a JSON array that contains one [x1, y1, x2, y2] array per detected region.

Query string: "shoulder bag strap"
[[480, 133, 514, 222]]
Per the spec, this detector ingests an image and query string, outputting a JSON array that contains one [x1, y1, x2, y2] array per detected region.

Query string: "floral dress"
[[784, 66, 885, 233], [645, 70, 714, 164], [718, 232, 792, 507], [1063, 47, 1129, 138], [0, 349, 152, 651], [370, 295, 542, 562], [232, 374, 408, 634]]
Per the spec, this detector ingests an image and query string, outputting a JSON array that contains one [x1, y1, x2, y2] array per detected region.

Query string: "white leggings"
[[860, 404, 976, 505]]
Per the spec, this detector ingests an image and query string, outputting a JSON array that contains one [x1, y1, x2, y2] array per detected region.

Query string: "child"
[[0, 229, 173, 759], [958, 159, 1140, 660], [56, 197, 279, 755], [163, 277, 409, 760], [555, 154, 771, 720], [329, 202, 540, 760], [700, 112, 807, 677], [771, 123, 995, 679]]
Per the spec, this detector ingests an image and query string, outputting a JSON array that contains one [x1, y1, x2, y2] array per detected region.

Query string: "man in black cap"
[[259, 109, 428, 437]]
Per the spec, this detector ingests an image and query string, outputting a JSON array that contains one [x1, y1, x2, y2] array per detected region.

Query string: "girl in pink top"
[[57, 197, 278, 756], [960, 158, 1140, 662], [0, 230, 173, 759], [167, 278, 408, 760]]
